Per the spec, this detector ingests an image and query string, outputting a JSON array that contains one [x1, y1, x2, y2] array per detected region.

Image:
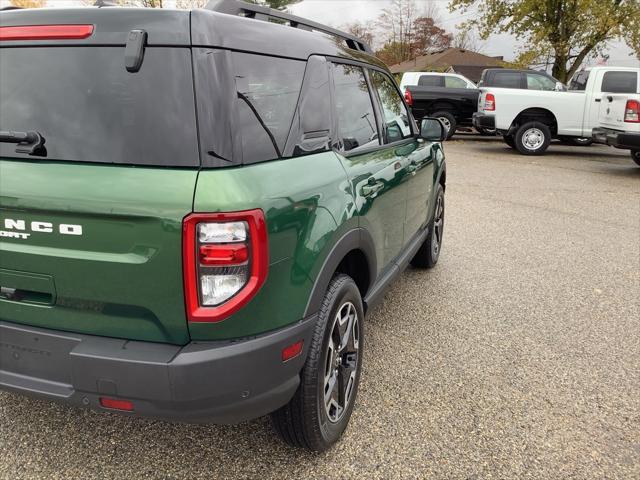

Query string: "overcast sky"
[[3, 0, 638, 67]]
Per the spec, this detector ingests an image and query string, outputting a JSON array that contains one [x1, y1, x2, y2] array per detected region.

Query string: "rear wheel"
[[411, 183, 444, 269], [632, 150, 640, 166], [271, 274, 363, 451], [514, 121, 551, 155], [432, 111, 457, 140]]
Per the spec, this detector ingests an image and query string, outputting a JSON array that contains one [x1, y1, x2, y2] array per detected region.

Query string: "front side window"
[[445, 76, 468, 89], [526, 73, 557, 91], [601, 71, 638, 93], [233, 53, 306, 163], [332, 63, 379, 152], [370, 70, 412, 143]]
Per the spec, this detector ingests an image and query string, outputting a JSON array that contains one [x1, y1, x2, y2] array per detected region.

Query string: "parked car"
[[592, 92, 640, 166], [401, 72, 482, 140], [473, 66, 640, 155], [0, 0, 447, 452], [477, 68, 565, 91]]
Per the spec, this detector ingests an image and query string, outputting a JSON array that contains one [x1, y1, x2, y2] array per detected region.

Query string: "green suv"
[[0, 0, 446, 451]]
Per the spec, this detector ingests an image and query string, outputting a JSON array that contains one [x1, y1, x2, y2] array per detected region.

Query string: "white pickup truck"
[[472, 66, 640, 155], [592, 92, 640, 166]]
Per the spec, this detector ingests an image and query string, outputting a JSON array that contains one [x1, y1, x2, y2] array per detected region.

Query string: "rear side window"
[[332, 64, 379, 153], [444, 76, 467, 88], [492, 71, 522, 88], [370, 70, 412, 143], [232, 53, 306, 163], [0, 47, 199, 166], [418, 75, 443, 87], [568, 71, 590, 91], [601, 71, 638, 93]]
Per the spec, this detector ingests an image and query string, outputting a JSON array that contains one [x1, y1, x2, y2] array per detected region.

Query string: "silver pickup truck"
[[592, 90, 640, 166]]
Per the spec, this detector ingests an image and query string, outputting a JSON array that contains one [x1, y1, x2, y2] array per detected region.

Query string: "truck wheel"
[[271, 274, 363, 451], [504, 135, 517, 150], [432, 111, 456, 140], [411, 183, 444, 269], [632, 150, 640, 166], [514, 122, 551, 155]]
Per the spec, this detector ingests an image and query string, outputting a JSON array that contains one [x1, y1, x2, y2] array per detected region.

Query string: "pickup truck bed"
[[592, 93, 640, 165]]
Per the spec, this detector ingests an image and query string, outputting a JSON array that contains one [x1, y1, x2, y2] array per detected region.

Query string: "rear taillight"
[[183, 210, 268, 323], [404, 88, 413, 106], [484, 93, 496, 111], [0, 25, 94, 41], [624, 99, 640, 123], [99, 397, 134, 412]]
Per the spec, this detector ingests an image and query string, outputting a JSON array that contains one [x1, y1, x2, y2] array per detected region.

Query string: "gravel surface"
[[1, 137, 639, 479]]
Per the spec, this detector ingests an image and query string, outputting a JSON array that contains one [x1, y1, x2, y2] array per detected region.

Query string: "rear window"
[[601, 71, 638, 93], [568, 70, 590, 91], [0, 47, 199, 166], [491, 72, 522, 89]]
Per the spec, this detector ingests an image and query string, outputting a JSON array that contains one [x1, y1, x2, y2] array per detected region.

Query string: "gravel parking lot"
[[1, 137, 638, 480]]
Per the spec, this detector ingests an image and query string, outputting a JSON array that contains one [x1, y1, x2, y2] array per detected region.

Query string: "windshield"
[[0, 47, 199, 166]]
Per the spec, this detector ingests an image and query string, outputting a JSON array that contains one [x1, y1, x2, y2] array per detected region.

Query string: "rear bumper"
[[472, 112, 496, 130], [592, 127, 640, 150], [0, 316, 316, 424]]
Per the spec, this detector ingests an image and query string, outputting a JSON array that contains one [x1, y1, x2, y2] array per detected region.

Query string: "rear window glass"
[[568, 70, 590, 91], [492, 72, 522, 88], [0, 47, 199, 166], [445, 76, 468, 88], [601, 71, 638, 93], [418, 75, 443, 87], [233, 53, 306, 164]]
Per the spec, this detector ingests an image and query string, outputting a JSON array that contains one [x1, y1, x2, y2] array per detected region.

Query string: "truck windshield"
[[0, 47, 199, 167]]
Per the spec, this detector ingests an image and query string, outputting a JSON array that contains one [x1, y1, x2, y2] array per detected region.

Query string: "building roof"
[[389, 48, 504, 74]]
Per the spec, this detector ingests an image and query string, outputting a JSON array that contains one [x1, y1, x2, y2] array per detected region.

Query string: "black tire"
[[431, 111, 457, 140], [504, 135, 516, 150], [411, 183, 444, 269], [632, 150, 640, 166], [514, 121, 551, 155], [271, 274, 364, 451]]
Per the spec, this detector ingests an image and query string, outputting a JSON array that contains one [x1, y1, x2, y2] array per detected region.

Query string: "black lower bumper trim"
[[592, 128, 640, 150], [472, 113, 496, 130], [0, 316, 317, 424]]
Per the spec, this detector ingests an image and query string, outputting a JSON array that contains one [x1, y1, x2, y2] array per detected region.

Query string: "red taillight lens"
[[404, 88, 413, 107], [484, 93, 496, 111], [99, 397, 134, 411], [624, 99, 640, 123], [0, 25, 94, 41], [183, 209, 268, 323]]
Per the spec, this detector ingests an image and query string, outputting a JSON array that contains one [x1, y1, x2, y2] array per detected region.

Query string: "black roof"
[[0, 4, 384, 68]]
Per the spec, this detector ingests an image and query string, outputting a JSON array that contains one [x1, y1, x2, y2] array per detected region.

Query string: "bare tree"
[[342, 22, 376, 49], [10, 0, 46, 7], [452, 29, 484, 52], [176, 0, 208, 7]]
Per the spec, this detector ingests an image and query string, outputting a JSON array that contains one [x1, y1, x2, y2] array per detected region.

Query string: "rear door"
[[329, 62, 409, 273], [0, 42, 199, 344]]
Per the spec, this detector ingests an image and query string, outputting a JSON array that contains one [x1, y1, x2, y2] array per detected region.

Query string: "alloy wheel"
[[432, 192, 444, 256], [323, 301, 360, 424]]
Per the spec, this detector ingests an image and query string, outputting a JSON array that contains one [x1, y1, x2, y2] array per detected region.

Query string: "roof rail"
[[205, 0, 373, 54]]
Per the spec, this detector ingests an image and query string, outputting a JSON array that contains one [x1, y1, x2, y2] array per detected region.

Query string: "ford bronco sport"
[[0, 0, 447, 451]]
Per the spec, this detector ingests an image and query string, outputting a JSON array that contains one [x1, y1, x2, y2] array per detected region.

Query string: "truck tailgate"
[[0, 160, 197, 345], [599, 93, 640, 133]]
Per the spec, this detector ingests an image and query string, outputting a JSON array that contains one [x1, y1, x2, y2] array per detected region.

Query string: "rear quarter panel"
[[191, 152, 355, 340]]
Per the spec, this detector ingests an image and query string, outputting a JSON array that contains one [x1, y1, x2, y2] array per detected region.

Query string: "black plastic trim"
[[592, 127, 640, 149]]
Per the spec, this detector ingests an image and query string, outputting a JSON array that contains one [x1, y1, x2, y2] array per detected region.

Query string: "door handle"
[[361, 179, 383, 197], [595, 98, 601, 103]]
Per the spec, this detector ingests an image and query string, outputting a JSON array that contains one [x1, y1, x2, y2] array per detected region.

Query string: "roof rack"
[[205, 0, 373, 54]]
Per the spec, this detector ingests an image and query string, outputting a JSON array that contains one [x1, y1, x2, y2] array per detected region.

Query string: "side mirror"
[[420, 118, 446, 142]]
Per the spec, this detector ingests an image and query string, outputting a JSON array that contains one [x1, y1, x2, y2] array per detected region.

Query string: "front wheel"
[[411, 183, 444, 269], [514, 121, 551, 155], [271, 274, 364, 451], [632, 150, 640, 166]]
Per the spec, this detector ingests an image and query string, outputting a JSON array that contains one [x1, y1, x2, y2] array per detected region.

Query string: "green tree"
[[10, 0, 46, 7], [450, 0, 640, 82]]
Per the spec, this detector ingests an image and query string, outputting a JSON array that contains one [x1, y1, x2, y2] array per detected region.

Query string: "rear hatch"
[[599, 93, 640, 133], [0, 9, 198, 344]]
